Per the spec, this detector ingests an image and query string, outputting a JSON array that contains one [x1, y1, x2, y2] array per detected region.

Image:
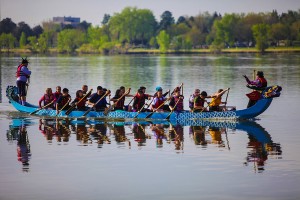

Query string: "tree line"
[[0, 7, 300, 53]]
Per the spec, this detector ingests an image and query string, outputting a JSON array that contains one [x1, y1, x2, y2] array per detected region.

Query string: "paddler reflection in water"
[[190, 126, 207, 146], [169, 124, 184, 150], [208, 127, 225, 147], [132, 123, 147, 146], [17, 125, 31, 172], [151, 124, 167, 148], [87, 123, 110, 147]]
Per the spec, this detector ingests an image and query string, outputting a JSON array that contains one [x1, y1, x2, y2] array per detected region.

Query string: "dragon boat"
[[6, 85, 282, 123]]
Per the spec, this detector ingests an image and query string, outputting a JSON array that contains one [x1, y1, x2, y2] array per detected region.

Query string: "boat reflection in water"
[[7, 118, 281, 172]]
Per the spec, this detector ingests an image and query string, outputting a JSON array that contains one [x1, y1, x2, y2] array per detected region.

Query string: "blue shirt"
[[89, 93, 107, 109]]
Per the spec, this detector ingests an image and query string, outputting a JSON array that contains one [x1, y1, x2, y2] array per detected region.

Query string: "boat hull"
[[6, 85, 281, 122]]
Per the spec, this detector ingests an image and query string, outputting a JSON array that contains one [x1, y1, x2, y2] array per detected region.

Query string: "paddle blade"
[[65, 104, 76, 115], [29, 108, 40, 115], [104, 105, 113, 116], [145, 112, 153, 118], [82, 107, 92, 117]]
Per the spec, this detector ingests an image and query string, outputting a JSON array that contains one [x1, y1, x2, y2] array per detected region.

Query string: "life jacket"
[[194, 96, 205, 107], [258, 77, 267, 88], [172, 96, 184, 111], [115, 95, 125, 109], [133, 93, 147, 110], [43, 94, 55, 105], [54, 92, 62, 100], [16, 64, 29, 78], [58, 95, 70, 107], [153, 97, 165, 108], [75, 97, 86, 108], [189, 94, 196, 109], [210, 96, 222, 107]]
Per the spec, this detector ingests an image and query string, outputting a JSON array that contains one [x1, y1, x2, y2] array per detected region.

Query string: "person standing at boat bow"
[[243, 71, 267, 108], [16, 58, 31, 105]]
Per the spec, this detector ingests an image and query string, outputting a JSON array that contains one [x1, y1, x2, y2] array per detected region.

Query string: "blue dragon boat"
[[6, 85, 281, 122]]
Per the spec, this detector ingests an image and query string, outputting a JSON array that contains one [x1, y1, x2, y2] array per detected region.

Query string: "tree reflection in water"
[[7, 118, 282, 172]]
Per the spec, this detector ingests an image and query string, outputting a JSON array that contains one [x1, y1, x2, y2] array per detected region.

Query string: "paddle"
[[127, 96, 135, 107], [82, 90, 111, 117], [133, 98, 152, 118], [65, 89, 93, 115], [104, 88, 131, 116], [223, 88, 230, 110], [30, 100, 55, 115], [145, 96, 172, 119], [165, 97, 182, 120], [56, 98, 71, 117]]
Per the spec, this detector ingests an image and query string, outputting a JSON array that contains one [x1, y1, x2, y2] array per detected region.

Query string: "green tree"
[[270, 23, 289, 45], [19, 32, 27, 48], [156, 30, 170, 53], [109, 7, 156, 45], [38, 32, 50, 53], [158, 11, 175, 32], [212, 14, 240, 48], [101, 14, 111, 25], [27, 36, 38, 52], [252, 23, 270, 53], [0, 33, 16, 51], [57, 29, 85, 53]]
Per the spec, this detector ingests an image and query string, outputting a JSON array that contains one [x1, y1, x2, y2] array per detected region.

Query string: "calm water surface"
[[0, 54, 299, 200]]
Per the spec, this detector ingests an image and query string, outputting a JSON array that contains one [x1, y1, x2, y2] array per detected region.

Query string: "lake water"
[[0, 54, 299, 200]]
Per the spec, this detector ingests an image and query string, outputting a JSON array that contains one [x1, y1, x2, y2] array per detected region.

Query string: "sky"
[[1, 0, 299, 27]]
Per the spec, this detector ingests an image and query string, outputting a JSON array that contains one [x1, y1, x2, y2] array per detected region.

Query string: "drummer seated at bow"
[[208, 88, 229, 111], [151, 86, 170, 112], [169, 87, 184, 112], [39, 88, 56, 109], [56, 88, 71, 113], [71, 90, 88, 111], [87, 86, 108, 111], [110, 86, 133, 111]]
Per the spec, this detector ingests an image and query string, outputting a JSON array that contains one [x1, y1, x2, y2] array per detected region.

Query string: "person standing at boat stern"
[[16, 58, 31, 105], [243, 71, 267, 108]]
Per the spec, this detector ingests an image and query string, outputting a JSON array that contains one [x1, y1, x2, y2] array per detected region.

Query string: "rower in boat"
[[243, 71, 268, 108], [56, 88, 71, 113], [151, 86, 170, 112], [208, 88, 230, 111], [87, 86, 108, 111], [110, 86, 133, 111], [193, 91, 209, 112], [189, 89, 200, 111], [71, 90, 88, 111], [132, 86, 153, 112], [169, 87, 184, 112], [38, 88, 56, 109], [54, 86, 62, 99], [82, 85, 89, 96]]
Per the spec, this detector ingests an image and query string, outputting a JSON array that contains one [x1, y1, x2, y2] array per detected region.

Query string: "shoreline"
[[1, 47, 300, 55]]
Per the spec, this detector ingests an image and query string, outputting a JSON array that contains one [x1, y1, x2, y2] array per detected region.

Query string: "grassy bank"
[[1, 47, 300, 55]]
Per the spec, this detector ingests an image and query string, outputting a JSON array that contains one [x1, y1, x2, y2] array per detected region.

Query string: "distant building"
[[53, 16, 80, 27]]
